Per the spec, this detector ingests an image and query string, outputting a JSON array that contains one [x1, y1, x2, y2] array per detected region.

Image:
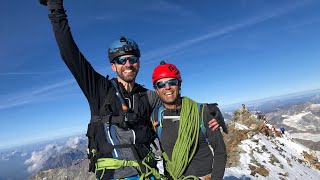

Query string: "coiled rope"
[[162, 97, 200, 180]]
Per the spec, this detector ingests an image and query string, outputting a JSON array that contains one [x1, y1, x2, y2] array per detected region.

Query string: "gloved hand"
[[39, 0, 63, 10]]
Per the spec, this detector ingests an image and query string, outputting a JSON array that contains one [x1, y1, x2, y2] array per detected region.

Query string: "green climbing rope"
[[162, 97, 200, 180]]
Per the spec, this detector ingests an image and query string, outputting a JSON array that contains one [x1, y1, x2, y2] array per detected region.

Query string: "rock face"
[[223, 109, 264, 168], [41, 149, 86, 170], [303, 151, 320, 170]]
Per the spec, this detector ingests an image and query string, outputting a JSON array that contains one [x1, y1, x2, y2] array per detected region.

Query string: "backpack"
[[86, 79, 153, 179], [151, 103, 209, 144]]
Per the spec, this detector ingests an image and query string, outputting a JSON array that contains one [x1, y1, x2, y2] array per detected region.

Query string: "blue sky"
[[1, 0, 320, 149]]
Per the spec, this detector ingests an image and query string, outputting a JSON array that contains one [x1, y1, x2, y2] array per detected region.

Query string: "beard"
[[158, 90, 181, 106], [117, 66, 139, 83]]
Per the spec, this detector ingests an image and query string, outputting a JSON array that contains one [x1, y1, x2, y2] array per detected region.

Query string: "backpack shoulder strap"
[[151, 104, 208, 143], [198, 103, 209, 144], [98, 77, 116, 117], [110, 79, 128, 111], [151, 105, 165, 140]]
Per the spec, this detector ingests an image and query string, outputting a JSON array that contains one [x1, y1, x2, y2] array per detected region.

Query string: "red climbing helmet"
[[152, 61, 182, 84]]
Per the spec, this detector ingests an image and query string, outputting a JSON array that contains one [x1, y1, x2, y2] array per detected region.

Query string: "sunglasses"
[[155, 79, 179, 89], [114, 56, 139, 65]]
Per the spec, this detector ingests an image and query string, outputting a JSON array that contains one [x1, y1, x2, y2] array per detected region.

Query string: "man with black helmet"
[[39, 0, 226, 179]]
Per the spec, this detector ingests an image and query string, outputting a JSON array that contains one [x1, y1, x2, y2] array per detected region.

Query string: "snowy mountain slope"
[[223, 109, 320, 180], [225, 132, 320, 179]]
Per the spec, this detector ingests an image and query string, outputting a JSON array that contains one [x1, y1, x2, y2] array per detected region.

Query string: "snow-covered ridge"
[[224, 122, 320, 179]]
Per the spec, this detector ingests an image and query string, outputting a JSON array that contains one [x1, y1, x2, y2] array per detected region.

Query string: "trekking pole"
[[74, 157, 87, 165]]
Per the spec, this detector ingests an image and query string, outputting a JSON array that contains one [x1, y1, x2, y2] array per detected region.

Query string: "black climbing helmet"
[[108, 36, 141, 63]]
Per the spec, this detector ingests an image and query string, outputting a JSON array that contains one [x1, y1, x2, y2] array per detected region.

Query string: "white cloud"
[[0, 69, 66, 76], [24, 136, 86, 174], [25, 144, 63, 174], [66, 136, 86, 149]]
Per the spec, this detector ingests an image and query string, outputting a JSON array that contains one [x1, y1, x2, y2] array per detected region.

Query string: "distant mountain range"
[[221, 89, 320, 113], [0, 136, 87, 180], [267, 102, 320, 151]]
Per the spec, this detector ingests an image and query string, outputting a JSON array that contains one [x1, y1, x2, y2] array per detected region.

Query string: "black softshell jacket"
[[47, 6, 161, 179], [161, 104, 227, 180]]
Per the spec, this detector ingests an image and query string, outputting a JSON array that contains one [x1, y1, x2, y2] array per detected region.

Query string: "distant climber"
[[280, 127, 285, 134], [264, 116, 268, 123], [242, 104, 246, 110], [261, 124, 270, 137]]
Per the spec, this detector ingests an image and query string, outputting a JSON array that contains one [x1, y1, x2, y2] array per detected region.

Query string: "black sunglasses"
[[155, 79, 179, 89], [114, 56, 139, 65]]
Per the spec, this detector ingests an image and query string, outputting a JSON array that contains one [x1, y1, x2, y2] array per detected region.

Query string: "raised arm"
[[42, 0, 107, 102]]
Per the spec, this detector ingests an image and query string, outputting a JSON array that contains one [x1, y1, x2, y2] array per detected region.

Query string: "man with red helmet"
[[152, 61, 227, 180]]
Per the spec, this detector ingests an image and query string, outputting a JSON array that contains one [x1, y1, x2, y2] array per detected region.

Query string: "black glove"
[[207, 103, 228, 134], [39, 0, 64, 10]]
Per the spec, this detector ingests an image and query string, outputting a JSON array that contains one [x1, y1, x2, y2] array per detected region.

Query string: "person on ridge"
[[280, 126, 285, 134], [39, 0, 227, 179], [151, 61, 227, 180]]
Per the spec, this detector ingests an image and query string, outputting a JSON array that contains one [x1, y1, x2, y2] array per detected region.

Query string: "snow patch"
[[235, 122, 249, 130]]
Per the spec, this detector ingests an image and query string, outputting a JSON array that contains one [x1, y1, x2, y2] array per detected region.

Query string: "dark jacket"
[[160, 101, 227, 180], [47, 3, 160, 179]]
